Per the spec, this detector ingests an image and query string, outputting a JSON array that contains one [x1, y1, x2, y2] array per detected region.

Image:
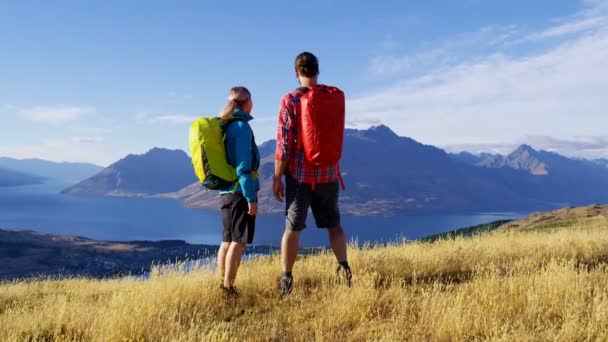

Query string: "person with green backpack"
[[189, 86, 260, 297]]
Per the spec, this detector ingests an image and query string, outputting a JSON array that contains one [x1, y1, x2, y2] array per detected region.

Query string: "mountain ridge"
[[62, 148, 197, 196], [0, 157, 103, 184], [0, 167, 44, 187], [63, 125, 608, 216]]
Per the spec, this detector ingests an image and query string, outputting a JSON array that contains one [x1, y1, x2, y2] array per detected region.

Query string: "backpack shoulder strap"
[[296, 86, 310, 95], [219, 116, 245, 130]]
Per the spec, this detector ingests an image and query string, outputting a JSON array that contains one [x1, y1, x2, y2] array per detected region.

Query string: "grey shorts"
[[285, 175, 341, 231]]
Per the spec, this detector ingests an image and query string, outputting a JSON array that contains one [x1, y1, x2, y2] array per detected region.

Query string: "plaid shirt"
[[275, 88, 340, 185]]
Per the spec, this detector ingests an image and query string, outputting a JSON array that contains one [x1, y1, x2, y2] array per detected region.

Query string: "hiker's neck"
[[299, 76, 318, 88]]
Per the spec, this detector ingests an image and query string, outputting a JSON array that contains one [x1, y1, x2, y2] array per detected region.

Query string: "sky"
[[1, 0, 607, 166]]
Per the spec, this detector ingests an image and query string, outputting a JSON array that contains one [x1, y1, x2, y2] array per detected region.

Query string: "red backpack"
[[298, 85, 346, 189]]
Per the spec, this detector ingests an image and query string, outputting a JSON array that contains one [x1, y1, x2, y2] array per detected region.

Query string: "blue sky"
[[1, 0, 607, 166]]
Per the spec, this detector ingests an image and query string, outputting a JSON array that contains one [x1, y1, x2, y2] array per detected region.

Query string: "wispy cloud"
[[524, 16, 606, 42], [370, 55, 412, 76], [379, 34, 400, 51], [167, 91, 193, 104], [71, 136, 105, 144], [168, 91, 193, 100], [443, 142, 519, 156], [346, 116, 383, 127], [524, 135, 608, 159], [353, 2, 608, 159], [136, 112, 198, 125], [1, 104, 18, 112], [525, 135, 608, 151], [21, 106, 95, 124], [370, 25, 522, 77], [584, 0, 608, 14]]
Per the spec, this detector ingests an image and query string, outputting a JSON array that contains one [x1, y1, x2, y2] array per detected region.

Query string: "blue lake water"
[[0, 182, 524, 247]]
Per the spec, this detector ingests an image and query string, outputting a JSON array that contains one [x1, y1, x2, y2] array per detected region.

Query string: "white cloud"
[[21, 106, 95, 124], [369, 25, 522, 77], [443, 142, 518, 156], [584, 0, 608, 14], [71, 136, 105, 144], [136, 112, 198, 125], [1, 104, 18, 112], [353, 6, 608, 159], [525, 16, 606, 41], [523, 135, 608, 159], [346, 116, 383, 127], [167, 91, 193, 104], [370, 55, 412, 76]]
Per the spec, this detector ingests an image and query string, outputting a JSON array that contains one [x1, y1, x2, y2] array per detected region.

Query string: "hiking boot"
[[336, 264, 352, 287], [279, 274, 293, 297], [221, 285, 240, 299]]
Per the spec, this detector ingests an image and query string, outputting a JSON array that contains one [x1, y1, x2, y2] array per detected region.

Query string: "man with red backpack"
[[273, 52, 352, 296]]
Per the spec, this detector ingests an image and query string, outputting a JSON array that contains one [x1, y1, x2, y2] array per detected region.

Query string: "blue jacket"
[[219, 109, 261, 203]]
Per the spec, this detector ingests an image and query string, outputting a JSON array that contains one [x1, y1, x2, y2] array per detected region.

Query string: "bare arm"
[[273, 148, 289, 202], [274, 159, 288, 179]]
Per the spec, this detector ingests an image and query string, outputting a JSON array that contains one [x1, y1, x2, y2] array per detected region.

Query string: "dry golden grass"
[[1, 213, 608, 341]]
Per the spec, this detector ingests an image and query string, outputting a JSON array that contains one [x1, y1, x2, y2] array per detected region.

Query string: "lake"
[[0, 181, 524, 247]]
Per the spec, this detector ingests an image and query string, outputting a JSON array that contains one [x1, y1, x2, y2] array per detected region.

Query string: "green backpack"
[[189, 117, 242, 190]]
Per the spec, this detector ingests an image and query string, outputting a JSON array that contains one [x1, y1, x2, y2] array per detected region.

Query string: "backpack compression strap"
[[295, 85, 346, 191]]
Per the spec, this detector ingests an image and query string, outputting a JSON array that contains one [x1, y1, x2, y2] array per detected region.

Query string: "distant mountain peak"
[[147, 147, 185, 155], [512, 144, 538, 155], [346, 124, 399, 142], [64, 147, 196, 196], [503, 144, 548, 175], [150, 147, 175, 152], [369, 124, 398, 137], [122, 148, 188, 162]]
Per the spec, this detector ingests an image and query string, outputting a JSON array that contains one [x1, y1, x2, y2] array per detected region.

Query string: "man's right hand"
[[273, 176, 285, 202]]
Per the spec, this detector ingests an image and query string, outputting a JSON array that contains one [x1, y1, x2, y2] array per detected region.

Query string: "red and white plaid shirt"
[[275, 88, 340, 185]]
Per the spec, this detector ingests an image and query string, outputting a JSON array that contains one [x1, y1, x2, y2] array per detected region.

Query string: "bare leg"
[[328, 225, 348, 263], [281, 230, 301, 272], [217, 242, 230, 281], [224, 242, 246, 287]]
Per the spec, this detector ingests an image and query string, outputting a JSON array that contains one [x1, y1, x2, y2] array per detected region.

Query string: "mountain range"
[[0, 168, 44, 187], [61, 148, 196, 196], [0, 157, 102, 185], [450, 144, 608, 206], [62, 125, 608, 216]]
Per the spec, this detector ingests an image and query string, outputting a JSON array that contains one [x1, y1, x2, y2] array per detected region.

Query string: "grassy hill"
[[1, 205, 608, 341]]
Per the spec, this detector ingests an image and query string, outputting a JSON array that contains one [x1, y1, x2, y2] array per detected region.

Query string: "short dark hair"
[[295, 52, 319, 77]]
